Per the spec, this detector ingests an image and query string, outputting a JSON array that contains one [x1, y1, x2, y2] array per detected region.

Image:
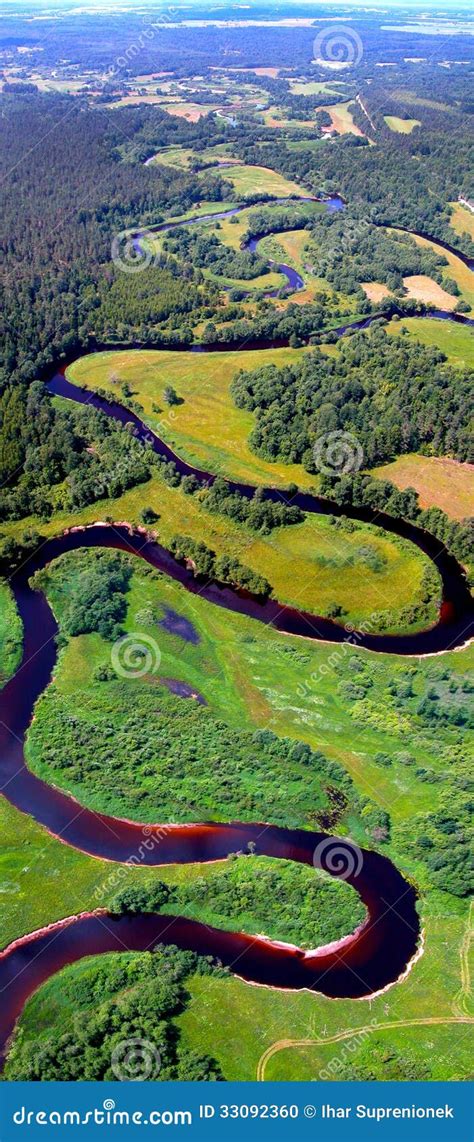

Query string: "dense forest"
[[0, 96, 235, 388], [3, 947, 225, 1081], [231, 326, 473, 468], [0, 385, 152, 522], [109, 857, 366, 951], [1, 7, 471, 74], [162, 227, 268, 282]]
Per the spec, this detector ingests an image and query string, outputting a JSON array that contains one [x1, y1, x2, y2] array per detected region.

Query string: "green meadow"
[[2, 538, 472, 1079], [387, 316, 474, 368]]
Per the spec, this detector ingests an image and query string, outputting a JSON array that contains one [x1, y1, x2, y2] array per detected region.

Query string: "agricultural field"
[[395, 231, 474, 314], [449, 201, 474, 242], [372, 455, 473, 522], [402, 274, 458, 309], [384, 115, 420, 133], [215, 163, 309, 199], [161, 102, 217, 121], [361, 281, 391, 302], [321, 101, 364, 136]]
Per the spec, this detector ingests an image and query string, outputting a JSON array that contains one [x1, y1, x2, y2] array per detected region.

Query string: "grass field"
[[386, 316, 474, 368], [9, 900, 472, 1080], [372, 454, 473, 521], [178, 894, 472, 1079], [257, 231, 364, 313], [26, 557, 470, 826], [260, 106, 316, 129], [209, 200, 324, 255], [289, 80, 341, 96], [322, 101, 363, 136], [384, 115, 420, 133], [449, 201, 474, 242], [259, 229, 310, 275], [0, 796, 217, 951], [148, 146, 197, 169], [391, 90, 452, 112], [149, 207, 283, 293], [66, 347, 313, 487], [145, 202, 317, 295], [216, 164, 309, 199], [409, 232, 474, 314], [402, 273, 457, 309], [158, 200, 240, 225]]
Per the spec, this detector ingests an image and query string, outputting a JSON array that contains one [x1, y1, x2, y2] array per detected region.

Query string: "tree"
[[163, 385, 181, 406]]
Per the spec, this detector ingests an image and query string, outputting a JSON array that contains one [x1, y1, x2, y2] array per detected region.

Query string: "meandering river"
[[0, 192, 472, 1067]]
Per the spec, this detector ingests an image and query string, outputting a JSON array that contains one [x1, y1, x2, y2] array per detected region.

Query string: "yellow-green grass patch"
[[66, 347, 313, 487], [384, 115, 420, 133], [0, 797, 220, 950], [263, 1018, 473, 1081], [148, 146, 197, 169], [257, 231, 361, 314], [0, 456, 437, 634], [160, 200, 240, 226], [110, 94, 173, 108], [386, 316, 474, 368], [449, 201, 474, 242], [216, 164, 309, 199], [289, 80, 341, 96], [261, 228, 311, 275], [20, 556, 473, 822], [390, 90, 452, 112], [372, 454, 473, 521]]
